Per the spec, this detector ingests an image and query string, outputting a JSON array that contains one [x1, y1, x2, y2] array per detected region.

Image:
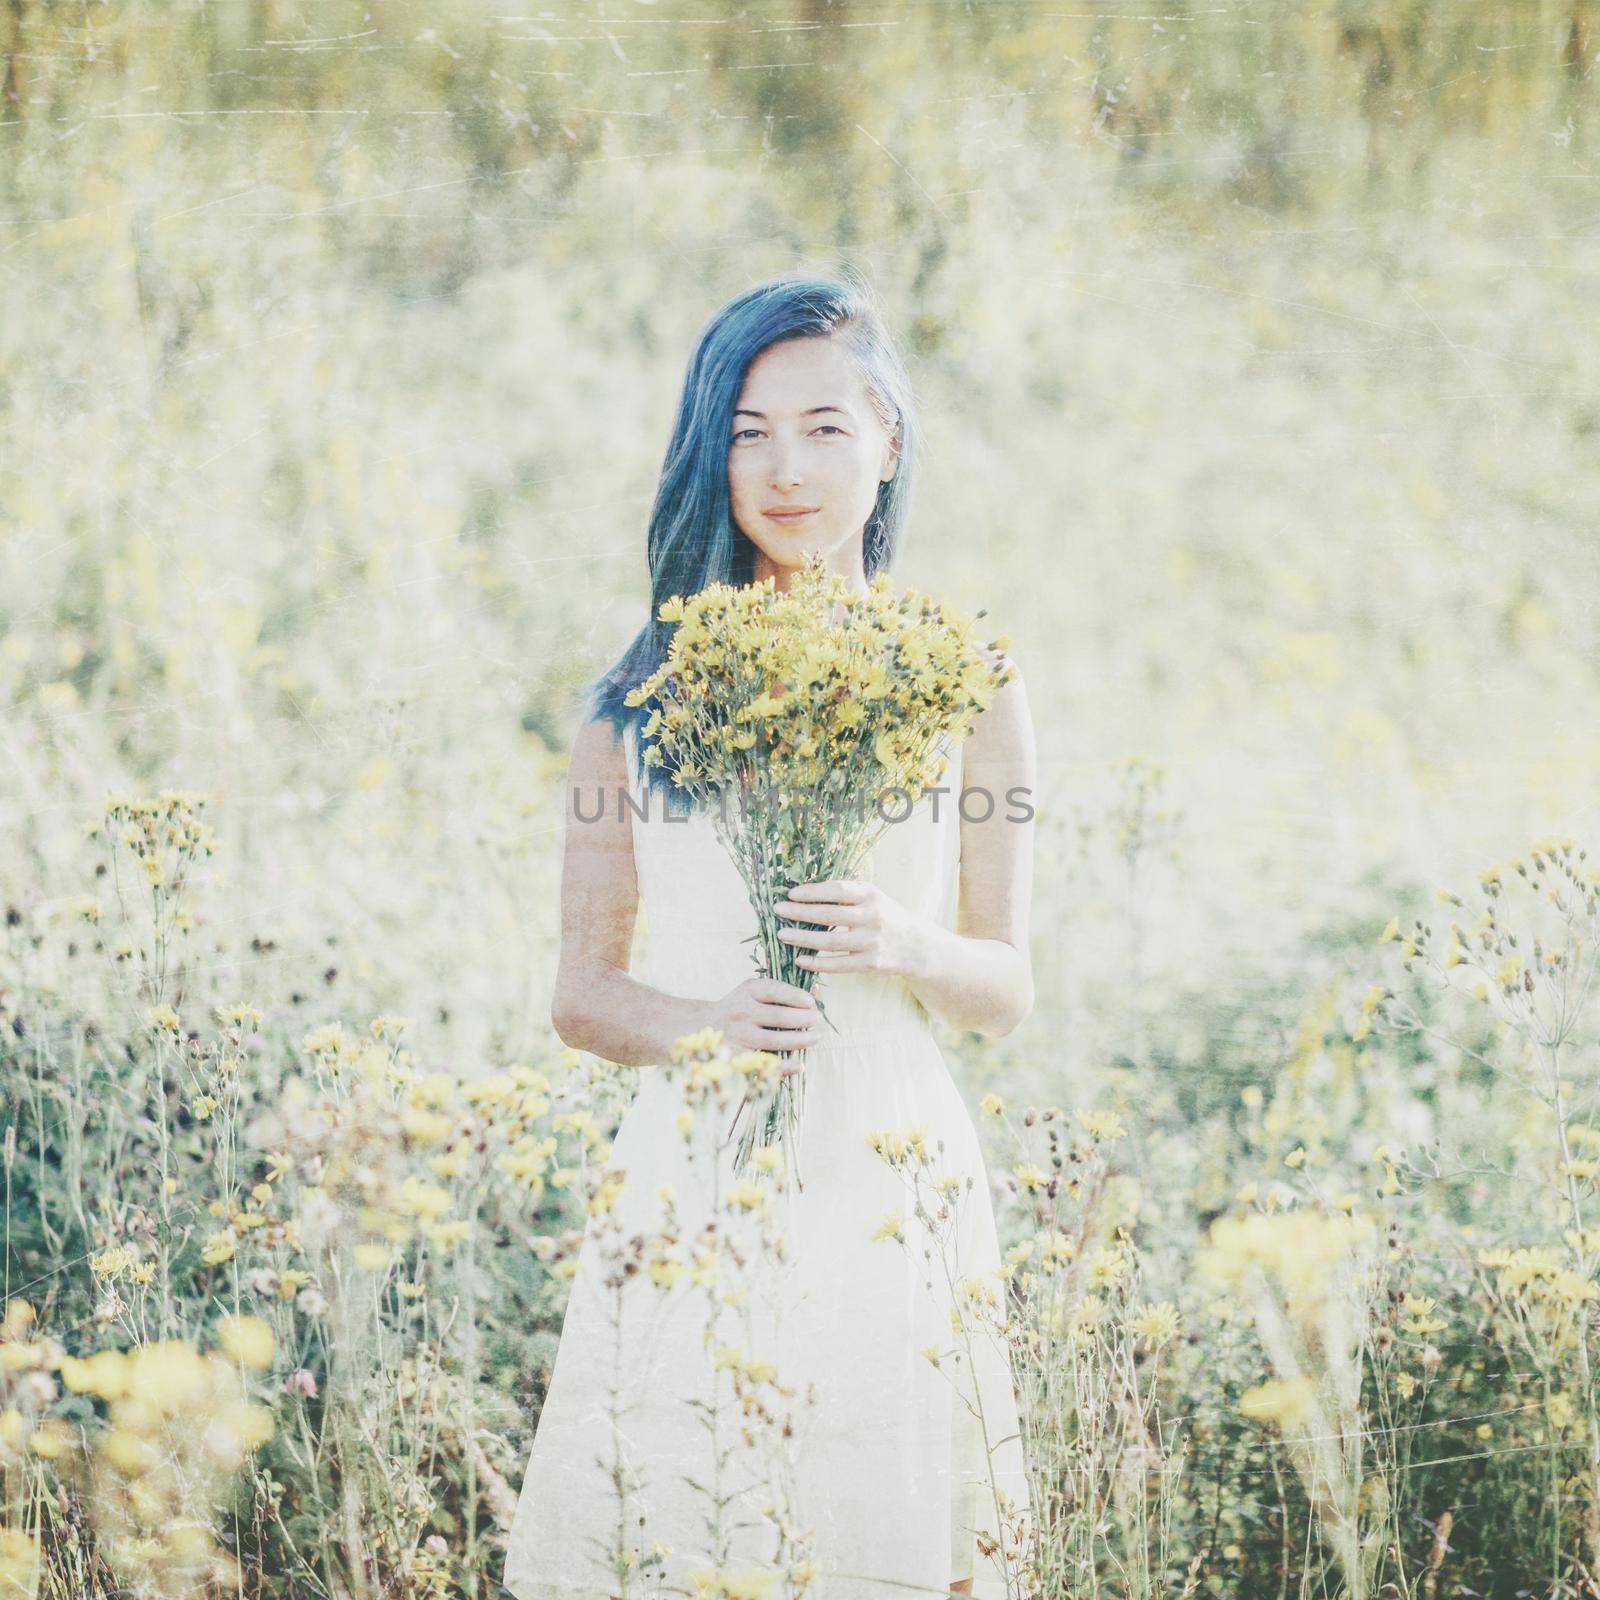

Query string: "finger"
[[784, 880, 866, 903], [758, 1005, 822, 1031], [755, 1024, 821, 1049], [758, 980, 817, 1007], [796, 951, 865, 972], [759, 989, 819, 1013], [777, 926, 853, 951], [774, 900, 858, 926]]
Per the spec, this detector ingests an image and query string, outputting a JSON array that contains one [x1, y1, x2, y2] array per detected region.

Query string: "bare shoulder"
[[563, 715, 634, 852], [963, 651, 1033, 765], [567, 713, 630, 784]]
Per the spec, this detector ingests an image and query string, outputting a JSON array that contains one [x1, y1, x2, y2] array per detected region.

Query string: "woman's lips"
[[765, 508, 818, 522]]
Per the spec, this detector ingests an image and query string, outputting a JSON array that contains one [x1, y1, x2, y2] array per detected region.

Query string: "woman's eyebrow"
[[732, 404, 852, 420]]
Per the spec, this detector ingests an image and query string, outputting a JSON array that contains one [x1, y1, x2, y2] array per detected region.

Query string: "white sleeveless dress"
[[502, 723, 1031, 1599]]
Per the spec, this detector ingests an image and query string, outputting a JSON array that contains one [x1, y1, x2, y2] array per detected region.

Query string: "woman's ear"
[[880, 431, 901, 484]]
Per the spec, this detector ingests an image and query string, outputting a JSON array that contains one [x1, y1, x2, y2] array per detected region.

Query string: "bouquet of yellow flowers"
[[623, 551, 1014, 1186]]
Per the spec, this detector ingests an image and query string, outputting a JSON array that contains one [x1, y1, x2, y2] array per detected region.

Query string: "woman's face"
[[726, 334, 899, 592]]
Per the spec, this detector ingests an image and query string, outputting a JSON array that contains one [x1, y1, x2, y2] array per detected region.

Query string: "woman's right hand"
[[702, 978, 821, 1075]]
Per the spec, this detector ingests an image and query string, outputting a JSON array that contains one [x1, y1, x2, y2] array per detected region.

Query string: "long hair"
[[587, 269, 922, 815]]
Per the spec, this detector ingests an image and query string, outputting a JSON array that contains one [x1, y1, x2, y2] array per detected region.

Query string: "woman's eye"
[[730, 425, 844, 442]]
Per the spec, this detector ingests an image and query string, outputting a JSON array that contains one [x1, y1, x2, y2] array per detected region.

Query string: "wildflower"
[[1073, 1107, 1128, 1142], [1129, 1301, 1181, 1342], [26, 1418, 72, 1459], [1198, 1209, 1373, 1308], [587, 1174, 626, 1217], [59, 1349, 131, 1399], [1086, 1247, 1129, 1289], [1238, 1376, 1317, 1428], [1036, 1234, 1077, 1269], [1004, 1238, 1036, 1268], [979, 1093, 1004, 1118], [646, 1251, 687, 1289], [1400, 1294, 1447, 1337], [201, 1233, 236, 1266], [872, 1209, 905, 1244], [1013, 1163, 1049, 1194], [90, 1244, 138, 1281], [1352, 985, 1387, 1040], [685, 1567, 778, 1600], [276, 1270, 310, 1300], [217, 1314, 275, 1370]]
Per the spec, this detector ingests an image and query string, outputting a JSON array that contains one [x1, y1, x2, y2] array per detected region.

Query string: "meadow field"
[[2, 0, 1599, 1595]]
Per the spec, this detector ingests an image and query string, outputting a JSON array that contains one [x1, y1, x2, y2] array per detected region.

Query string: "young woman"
[[503, 272, 1036, 1599]]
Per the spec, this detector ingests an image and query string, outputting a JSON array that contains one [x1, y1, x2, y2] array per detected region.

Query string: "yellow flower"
[[726, 1181, 770, 1212], [646, 1252, 686, 1289], [1129, 1301, 1181, 1342], [1073, 1107, 1128, 1142], [979, 1093, 1005, 1118], [201, 1232, 236, 1265], [217, 1315, 275, 1370], [1086, 1247, 1128, 1289], [26, 1417, 73, 1460], [871, 1209, 905, 1244], [1238, 1376, 1317, 1428], [685, 1567, 778, 1600], [1378, 916, 1399, 944], [59, 1349, 131, 1399], [1198, 1209, 1372, 1307], [587, 1174, 626, 1216]]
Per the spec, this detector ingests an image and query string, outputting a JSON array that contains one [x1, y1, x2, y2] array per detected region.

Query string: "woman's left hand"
[[773, 880, 926, 979]]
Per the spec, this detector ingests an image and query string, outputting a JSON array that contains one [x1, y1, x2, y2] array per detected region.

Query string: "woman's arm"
[[901, 661, 1036, 1036], [548, 719, 715, 1067]]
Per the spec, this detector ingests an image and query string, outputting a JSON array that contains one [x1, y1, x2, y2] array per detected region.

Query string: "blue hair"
[[586, 269, 921, 816]]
